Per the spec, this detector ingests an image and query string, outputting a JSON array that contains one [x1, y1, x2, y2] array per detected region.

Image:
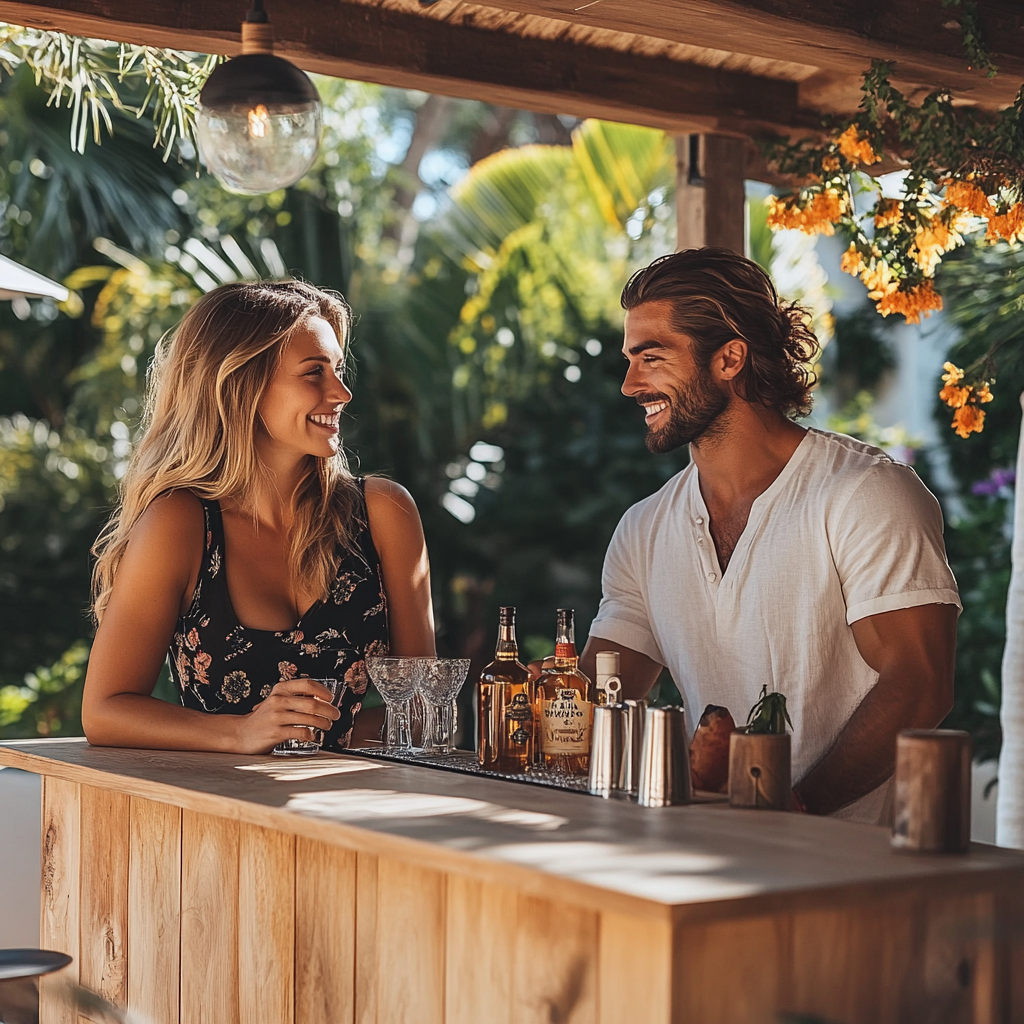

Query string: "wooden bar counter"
[[3, 738, 1024, 1024]]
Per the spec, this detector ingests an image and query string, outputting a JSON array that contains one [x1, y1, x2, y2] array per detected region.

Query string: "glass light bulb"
[[196, 54, 322, 196]]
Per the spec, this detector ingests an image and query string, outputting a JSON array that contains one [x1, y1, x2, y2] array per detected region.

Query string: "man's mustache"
[[634, 392, 672, 407]]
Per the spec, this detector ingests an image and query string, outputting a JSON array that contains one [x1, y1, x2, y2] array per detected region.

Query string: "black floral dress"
[[168, 478, 389, 751]]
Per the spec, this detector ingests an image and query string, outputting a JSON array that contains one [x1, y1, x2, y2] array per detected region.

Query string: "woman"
[[82, 281, 435, 753]]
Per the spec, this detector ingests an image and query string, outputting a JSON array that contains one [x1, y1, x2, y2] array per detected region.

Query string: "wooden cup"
[[728, 731, 791, 810], [892, 729, 972, 854]]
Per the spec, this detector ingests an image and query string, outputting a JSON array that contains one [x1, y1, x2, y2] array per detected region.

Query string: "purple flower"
[[972, 467, 1016, 497]]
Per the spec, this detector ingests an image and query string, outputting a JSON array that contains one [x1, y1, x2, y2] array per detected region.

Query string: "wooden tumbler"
[[728, 731, 791, 810], [892, 729, 972, 854]]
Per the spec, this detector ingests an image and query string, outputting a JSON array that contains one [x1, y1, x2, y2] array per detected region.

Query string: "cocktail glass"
[[271, 677, 345, 757], [418, 658, 471, 755], [366, 657, 421, 754]]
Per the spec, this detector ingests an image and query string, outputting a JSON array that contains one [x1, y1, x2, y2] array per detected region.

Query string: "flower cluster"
[[760, 61, 1024, 338], [939, 361, 994, 438]]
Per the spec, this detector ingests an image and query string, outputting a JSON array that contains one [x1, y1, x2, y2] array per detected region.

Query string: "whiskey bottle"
[[477, 606, 533, 771], [535, 608, 594, 776]]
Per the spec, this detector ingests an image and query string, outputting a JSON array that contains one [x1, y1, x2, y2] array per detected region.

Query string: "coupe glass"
[[271, 677, 344, 757], [366, 657, 421, 754], [418, 658, 471, 755]]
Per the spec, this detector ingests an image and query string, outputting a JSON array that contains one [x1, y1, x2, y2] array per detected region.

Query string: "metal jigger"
[[621, 698, 647, 794], [588, 704, 629, 798], [637, 706, 691, 807]]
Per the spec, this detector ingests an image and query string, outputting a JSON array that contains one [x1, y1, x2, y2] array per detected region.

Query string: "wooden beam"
[[472, 0, 1024, 111], [0, 0, 813, 136], [675, 135, 746, 254]]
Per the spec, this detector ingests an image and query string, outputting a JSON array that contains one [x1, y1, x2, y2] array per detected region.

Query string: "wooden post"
[[674, 134, 746, 255]]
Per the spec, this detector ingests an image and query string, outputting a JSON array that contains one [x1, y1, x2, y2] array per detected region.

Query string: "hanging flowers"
[[761, 59, 1024, 436], [939, 362, 994, 438]]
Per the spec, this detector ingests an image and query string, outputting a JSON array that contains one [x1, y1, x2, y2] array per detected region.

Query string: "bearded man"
[[579, 248, 960, 823]]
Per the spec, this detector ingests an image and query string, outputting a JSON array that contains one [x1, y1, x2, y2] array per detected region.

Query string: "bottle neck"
[[554, 610, 576, 669], [494, 622, 519, 661]]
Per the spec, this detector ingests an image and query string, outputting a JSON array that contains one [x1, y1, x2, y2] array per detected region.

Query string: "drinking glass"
[[366, 657, 421, 754], [418, 658, 471, 755], [272, 677, 345, 757]]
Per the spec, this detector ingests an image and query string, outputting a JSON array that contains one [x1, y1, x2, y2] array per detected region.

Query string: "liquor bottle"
[[477, 606, 533, 771], [535, 608, 594, 776]]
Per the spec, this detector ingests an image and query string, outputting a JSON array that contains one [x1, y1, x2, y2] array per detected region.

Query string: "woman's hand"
[[233, 677, 341, 754]]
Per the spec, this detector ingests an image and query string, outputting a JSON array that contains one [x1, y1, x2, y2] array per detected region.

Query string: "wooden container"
[[728, 731, 791, 809], [892, 728, 972, 854]]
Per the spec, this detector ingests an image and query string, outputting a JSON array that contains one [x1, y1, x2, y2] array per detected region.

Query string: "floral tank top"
[[168, 478, 389, 751]]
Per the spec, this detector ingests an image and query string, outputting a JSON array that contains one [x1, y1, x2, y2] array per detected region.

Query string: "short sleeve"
[[588, 509, 666, 664], [833, 462, 961, 625]]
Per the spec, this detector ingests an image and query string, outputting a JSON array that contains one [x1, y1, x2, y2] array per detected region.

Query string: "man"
[[577, 248, 960, 822]]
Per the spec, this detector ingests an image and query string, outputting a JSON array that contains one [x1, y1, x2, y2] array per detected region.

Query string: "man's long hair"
[[620, 248, 820, 418], [91, 281, 360, 623]]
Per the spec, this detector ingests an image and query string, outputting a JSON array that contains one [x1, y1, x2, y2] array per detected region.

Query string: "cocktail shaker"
[[621, 699, 647, 794], [637, 706, 690, 807], [588, 704, 629, 797]]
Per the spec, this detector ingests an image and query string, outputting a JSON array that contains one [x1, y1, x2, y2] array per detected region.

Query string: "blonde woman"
[[82, 281, 435, 753]]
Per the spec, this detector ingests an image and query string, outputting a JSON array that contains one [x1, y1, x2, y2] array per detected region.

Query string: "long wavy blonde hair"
[[92, 281, 360, 623]]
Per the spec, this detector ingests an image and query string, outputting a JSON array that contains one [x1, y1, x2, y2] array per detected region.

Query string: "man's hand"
[[794, 603, 957, 816], [529, 638, 663, 703]]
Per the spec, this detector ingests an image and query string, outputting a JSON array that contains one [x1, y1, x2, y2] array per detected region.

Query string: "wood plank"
[[78, 786, 129, 1016], [445, 876, 518, 1024], [674, 914, 788, 1024], [598, 911, 671, 1024], [181, 811, 239, 1024], [295, 838, 357, 1024], [39, 775, 80, 1024], [512, 895, 598, 1024], [354, 853, 378, 1024], [238, 824, 294, 1024], [0, 0, 807, 136], [375, 859, 446, 1024], [128, 797, 181, 1024]]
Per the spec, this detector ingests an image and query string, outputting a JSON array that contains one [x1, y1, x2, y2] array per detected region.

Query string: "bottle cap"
[[596, 651, 620, 677], [498, 606, 516, 625]]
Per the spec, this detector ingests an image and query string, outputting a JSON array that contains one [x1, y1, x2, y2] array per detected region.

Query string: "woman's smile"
[[308, 412, 341, 434]]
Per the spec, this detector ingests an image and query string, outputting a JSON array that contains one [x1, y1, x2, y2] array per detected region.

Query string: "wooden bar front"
[[4, 738, 1024, 1024]]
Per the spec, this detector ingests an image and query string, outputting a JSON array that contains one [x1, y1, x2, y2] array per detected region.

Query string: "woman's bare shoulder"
[[129, 489, 206, 554], [363, 476, 419, 518]]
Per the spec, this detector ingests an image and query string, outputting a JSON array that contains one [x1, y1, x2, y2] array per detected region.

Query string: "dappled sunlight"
[[235, 759, 392, 782], [285, 788, 567, 831], [480, 839, 757, 902]]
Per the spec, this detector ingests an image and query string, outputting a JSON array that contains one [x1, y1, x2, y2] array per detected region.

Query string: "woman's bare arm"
[[364, 477, 436, 656], [82, 491, 339, 752]]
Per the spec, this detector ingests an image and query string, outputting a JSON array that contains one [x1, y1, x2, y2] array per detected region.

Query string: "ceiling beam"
[[0, 0, 817, 137], [468, 0, 1024, 111]]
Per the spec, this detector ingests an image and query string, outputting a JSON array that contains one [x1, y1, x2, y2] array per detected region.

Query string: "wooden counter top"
[[4, 737, 1021, 928]]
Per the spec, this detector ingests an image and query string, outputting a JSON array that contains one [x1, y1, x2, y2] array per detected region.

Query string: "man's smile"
[[642, 400, 669, 425]]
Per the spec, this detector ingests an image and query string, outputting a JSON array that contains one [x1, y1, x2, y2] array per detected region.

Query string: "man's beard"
[[639, 365, 728, 454]]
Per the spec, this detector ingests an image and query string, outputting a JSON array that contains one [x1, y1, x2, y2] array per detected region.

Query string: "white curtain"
[[997, 392, 1024, 847]]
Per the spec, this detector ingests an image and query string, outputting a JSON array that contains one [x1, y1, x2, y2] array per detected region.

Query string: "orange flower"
[[941, 362, 965, 386], [975, 383, 994, 403], [874, 198, 903, 229], [821, 154, 841, 173], [986, 204, 1024, 244], [939, 383, 970, 408], [839, 244, 865, 277], [875, 281, 943, 324], [837, 125, 878, 166], [911, 216, 962, 275], [860, 259, 898, 298], [952, 404, 986, 439], [766, 191, 845, 235], [944, 181, 992, 218]]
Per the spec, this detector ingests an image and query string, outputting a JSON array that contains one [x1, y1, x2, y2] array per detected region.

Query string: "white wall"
[[0, 767, 40, 948]]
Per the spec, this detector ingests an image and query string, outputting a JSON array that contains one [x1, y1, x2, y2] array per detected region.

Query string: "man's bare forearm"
[[793, 666, 950, 815]]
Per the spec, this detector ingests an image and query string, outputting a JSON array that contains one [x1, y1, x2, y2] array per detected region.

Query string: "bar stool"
[[0, 950, 72, 1024]]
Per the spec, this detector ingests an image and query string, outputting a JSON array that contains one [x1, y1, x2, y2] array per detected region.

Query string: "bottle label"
[[541, 688, 593, 755], [554, 643, 576, 659], [505, 692, 533, 747]]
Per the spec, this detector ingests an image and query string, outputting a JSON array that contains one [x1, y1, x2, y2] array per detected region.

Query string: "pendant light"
[[196, 1, 322, 195]]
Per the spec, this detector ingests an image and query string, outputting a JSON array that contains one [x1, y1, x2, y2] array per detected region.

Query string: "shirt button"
[[707, 572, 717, 582], [695, 516, 704, 526]]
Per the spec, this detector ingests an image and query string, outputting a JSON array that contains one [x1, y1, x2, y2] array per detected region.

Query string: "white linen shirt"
[[589, 428, 961, 805]]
